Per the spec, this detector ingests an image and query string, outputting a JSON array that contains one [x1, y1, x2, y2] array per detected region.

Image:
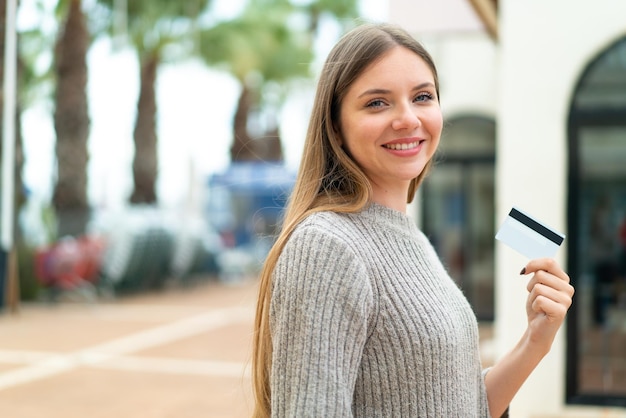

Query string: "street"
[[0, 276, 498, 418], [0, 277, 258, 418]]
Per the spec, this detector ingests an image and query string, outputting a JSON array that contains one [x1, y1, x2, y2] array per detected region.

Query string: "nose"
[[391, 104, 421, 131]]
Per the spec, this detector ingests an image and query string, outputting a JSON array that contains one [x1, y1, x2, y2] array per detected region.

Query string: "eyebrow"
[[357, 82, 436, 99]]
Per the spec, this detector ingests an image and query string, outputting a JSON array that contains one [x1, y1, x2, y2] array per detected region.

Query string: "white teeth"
[[384, 142, 418, 150]]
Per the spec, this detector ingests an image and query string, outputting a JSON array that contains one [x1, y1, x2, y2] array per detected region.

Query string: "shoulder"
[[274, 210, 371, 289], [289, 210, 368, 247], [279, 210, 364, 268]]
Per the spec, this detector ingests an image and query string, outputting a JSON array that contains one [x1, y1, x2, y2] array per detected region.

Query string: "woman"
[[252, 23, 574, 417]]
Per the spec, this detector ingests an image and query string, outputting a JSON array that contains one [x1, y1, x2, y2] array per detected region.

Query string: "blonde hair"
[[251, 23, 439, 417]]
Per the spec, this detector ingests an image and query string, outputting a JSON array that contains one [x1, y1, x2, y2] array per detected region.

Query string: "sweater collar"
[[355, 202, 419, 238]]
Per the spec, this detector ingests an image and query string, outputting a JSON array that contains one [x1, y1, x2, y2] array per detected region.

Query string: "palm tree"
[[199, 3, 313, 162], [0, 0, 84, 300], [302, 0, 360, 33], [96, 0, 211, 204], [199, 0, 359, 163], [52, 0, 91, 237]]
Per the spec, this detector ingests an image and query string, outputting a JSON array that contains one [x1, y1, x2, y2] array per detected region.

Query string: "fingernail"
[[519, 267, 526, 275]]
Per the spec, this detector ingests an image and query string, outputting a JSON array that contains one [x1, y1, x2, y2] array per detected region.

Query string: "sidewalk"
[[0, 277, 258, 418], [0, 277, 497, 418]]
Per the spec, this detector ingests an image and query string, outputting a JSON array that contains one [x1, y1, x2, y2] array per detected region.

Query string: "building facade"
[[388, 0, 626, 416]]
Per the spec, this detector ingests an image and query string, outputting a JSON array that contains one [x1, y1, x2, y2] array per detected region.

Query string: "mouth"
[[382, 140, 424, 151]]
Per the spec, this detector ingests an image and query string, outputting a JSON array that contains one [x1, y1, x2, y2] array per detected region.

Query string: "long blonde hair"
[[251, 23, 439, 417]]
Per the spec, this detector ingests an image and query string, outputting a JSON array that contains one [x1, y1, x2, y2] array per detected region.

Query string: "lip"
[[381, 138, 425, 156]]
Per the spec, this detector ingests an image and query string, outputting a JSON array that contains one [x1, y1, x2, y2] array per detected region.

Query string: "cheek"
[[427, 112, 444, 140], [345, 115, 386, 145], [340, 115, 371, 150], [424, 113, 443, 157]]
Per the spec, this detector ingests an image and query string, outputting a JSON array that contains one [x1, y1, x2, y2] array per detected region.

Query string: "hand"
[[521, 258, 575, 354]]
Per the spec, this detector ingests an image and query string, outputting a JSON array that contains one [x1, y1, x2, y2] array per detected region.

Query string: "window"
[[567, 36, 626, 407], [422, 116, 496, 321]]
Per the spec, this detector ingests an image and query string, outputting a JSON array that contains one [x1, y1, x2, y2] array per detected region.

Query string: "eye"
[[414, 92, 435, 103], [365, 99, 387, 108]]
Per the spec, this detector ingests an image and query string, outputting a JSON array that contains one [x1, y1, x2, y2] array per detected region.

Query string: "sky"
[[17, 0, 388, 212]]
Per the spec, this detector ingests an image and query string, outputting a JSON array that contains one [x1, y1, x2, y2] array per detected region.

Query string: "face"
[[338, 46, 442, 207]]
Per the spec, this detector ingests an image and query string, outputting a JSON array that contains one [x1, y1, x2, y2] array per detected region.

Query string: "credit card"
[[495, 207, 565, 259]]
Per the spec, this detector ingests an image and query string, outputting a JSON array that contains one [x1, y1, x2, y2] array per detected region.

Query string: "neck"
[[371, 193, 407, 213], [369, 180, 411, 213]]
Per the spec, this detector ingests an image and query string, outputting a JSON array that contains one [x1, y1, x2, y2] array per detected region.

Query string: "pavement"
[[0, 276, 497, 418], [0, 277, 258, 418]]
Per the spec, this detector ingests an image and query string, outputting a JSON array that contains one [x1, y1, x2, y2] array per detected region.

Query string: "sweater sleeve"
[[269, 224, 374, 417]]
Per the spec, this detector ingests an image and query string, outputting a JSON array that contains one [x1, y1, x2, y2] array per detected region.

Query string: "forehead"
[[350, 46, 435, 88]]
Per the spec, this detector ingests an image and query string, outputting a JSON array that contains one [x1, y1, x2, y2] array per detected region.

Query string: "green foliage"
[[102, 0, 207, 20], [40, 204, 59, 245], [16, 1, 60, 107], [300, 0, 360, 31], [199, 13, 312, 83], [199, 0, 360, 80], [307, 0, 359, 19], [95, 0, 212, 58], [17, 242, 40, 301], [198, 0, 360, 114]]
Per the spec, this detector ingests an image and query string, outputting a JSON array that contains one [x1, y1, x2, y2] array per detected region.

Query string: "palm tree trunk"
[[230, 84, 257, 162], [263, 124, 283, 162], [231, 87, 284, 163], [52, 0, 90, 237], [130, 50, 159, 204]]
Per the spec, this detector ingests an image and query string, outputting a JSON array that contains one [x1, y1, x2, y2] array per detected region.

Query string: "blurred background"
[[1, 0, 386, 298], [0, 0, 625, 417]]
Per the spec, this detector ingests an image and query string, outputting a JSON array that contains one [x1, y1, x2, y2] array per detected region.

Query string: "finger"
[[521, 258, 570, 283], [531, 294, 570, 320], [526, 270, 575, 296], [528, 282, 573, 309]]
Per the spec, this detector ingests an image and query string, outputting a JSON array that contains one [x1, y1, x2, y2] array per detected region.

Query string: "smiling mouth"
[[382, 140, 423, 151]]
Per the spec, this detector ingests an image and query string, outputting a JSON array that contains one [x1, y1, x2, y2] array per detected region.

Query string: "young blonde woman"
[[252, 23, 574, 417]]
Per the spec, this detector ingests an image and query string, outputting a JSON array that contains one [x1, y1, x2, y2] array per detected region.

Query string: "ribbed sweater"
[[269, 203, 491, 417]]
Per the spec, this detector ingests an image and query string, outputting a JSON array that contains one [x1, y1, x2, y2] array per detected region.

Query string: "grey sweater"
[[270, 203, 491, 417]]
